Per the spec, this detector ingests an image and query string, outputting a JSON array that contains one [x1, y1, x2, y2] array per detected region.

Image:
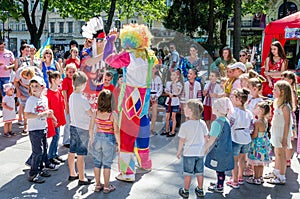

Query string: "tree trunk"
[[105, 0, 117, 34], [233, 0, 241, 60], [207, 0, 214, 56], [220, 20, 227, 46]]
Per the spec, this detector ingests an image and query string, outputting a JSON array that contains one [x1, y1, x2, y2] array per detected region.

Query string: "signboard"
[[285, 28, 300, 39]]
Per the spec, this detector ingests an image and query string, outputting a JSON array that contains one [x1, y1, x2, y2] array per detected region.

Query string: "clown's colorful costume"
[[103, 24, 157, 181]]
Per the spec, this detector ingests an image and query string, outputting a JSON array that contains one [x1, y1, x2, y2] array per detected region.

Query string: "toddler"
[[2, 83, 16, 137]]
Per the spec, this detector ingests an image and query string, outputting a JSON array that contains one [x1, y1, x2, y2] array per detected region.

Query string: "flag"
[[35, 37, 51, 58]]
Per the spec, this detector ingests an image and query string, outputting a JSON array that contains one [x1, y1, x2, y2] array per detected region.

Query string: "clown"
[[103, 24, 158, 182]]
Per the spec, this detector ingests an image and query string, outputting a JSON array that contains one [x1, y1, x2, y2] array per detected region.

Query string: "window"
[[68, 22, 73, 33], [21, 20, 26, 31], [50, 22, 55, 33], [9, 22, 14, 31], [59, 22, 64, 33], [16, 23, 19, 31]]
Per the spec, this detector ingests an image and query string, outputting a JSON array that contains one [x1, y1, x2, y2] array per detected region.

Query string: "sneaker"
[[208, 185, 223, 193], [238, 178, 244, 185], [226, 180, 240, 189], [54, 156, 65, 163], [28, 173, 45, 183], [115, 174, 135, 182], [264, 172, 276, 179], [195, 187, 205, 197], [45, 163, 58, 171], [49, 158, 60, 165], [267, 177, 286, 185], [40, 170, 51, 177], [178, 188, 189, 198]]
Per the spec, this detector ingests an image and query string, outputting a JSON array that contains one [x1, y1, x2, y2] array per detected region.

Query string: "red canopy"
[[262, 11, 300, 67]]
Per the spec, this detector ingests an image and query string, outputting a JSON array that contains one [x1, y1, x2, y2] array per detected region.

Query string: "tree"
[[233, 0, 242, 59], [50, 0, 167, 34]]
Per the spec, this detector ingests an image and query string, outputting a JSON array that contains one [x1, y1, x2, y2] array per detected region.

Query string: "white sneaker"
[[115, 173, 135, 182]]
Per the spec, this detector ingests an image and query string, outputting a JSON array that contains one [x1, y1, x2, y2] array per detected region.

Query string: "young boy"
[[25, 76, 56, 183], [96, 71, 115, 92], [67, 71, 93, 186], [227, 62, 246, 94], [176, 99, 209, 198], [62, 63, 76, 148]]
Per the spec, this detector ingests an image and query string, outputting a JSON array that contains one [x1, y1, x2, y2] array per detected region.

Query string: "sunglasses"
[[72, 51, 78, 54], [239, 54, 246, 57], [96, 38, 104, 42], [44, 52, 51, 55]]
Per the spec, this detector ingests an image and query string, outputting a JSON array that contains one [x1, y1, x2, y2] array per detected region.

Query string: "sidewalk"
[[0, 110, 300, 198]]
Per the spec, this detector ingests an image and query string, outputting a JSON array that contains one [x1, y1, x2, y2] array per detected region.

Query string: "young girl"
[[281, 71, 298, 167], [227, 88, 253, 189], [24, 76, 56, 183], [2, 83, 16, 137], [176, 99, 208, 198], [47, 71, 66, 164], [204, 97, 234, 193], [246, 78, 265, 114], [203, 71, 223, 129], [62, 63, 77, 148], [162, 71, 183, 137], [247, 101, 272, 185], [89, 89, 120, 193], [150, 65, 163, 134], [183, 68, 202, 103], [267, 80, 294, 185]]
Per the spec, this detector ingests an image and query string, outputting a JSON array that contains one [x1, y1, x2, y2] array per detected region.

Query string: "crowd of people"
[[0, 26, 299, 198]]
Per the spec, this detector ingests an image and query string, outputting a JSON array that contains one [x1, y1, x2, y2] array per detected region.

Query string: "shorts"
[[165, 105, 179, 113], [69, 126, 89, 155], [183, 156, 204, 176], [92, 133, 116, 169], [232, 142, 249, 156]]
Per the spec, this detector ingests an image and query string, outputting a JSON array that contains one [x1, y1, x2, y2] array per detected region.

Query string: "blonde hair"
[[213, 97, 234, 116], [70, 47, 79, 53], [65, 63, 77, 72], [42, 48, 54, 63], [73, 71, 88, 88], [186, 99, 203, 120], [274, 80, 295, 111], [21, 67, 35, 79]]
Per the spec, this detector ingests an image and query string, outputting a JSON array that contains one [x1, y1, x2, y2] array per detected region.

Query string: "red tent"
[[261, 11, 300, 96], [262, 11, 300, 67]]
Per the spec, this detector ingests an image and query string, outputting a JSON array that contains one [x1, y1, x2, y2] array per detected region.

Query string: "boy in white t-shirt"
[[176, 99, 209, 198], [67, 71, 93, 186]]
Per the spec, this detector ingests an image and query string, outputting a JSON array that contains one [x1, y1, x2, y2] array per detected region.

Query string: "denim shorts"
[[92, 133, 116, 169], [69, 126, 89, 155], [232, 142, 249, 156], [165, 105, 180, 113], [183, 156, 204, 176]]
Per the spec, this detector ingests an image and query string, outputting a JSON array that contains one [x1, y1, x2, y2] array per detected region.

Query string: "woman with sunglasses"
[[39, 49, 62, 88], [263, 41, 287, 96], [66, 47, 80, 69], [210, 46, 236, 77], [239, 50, 253, 72]]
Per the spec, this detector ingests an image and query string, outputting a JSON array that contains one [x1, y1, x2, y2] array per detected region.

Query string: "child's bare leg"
[[76, 155, 86, 181], [232, 156, 239, 182], [165, 113, 170, 132], [171, 112, 176, 134], [184, 176, 192, 190], [103, 168, 111, 187], [68, 152, 77, 176], [238, 154, 246, 179], [196, 175, 204, 189], [150, 102, 158, 131], [4, 123, 9, 134], [94, 167, 101, 185], [275, 148, 286, 175], [8, 122, 12, 132]]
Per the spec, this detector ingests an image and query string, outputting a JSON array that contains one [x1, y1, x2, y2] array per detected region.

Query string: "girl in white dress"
[[2, 83, 16, 137]]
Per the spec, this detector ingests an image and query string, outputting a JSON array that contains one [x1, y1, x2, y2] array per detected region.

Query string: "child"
[[266, 80, 294, 185], [24, 76, 56, 183], [223, 68, 235, 97], [150, 65, 163, 134], [96, 71, 115, 92], [204, 97, 234, 193], [161, 71, 183, 137], [62, 63, 76, 148], [183, 68, 202, 103], [89, 90, 120, 193], [246, 78, 265, 114], [281, 71, 298, 167], [227, 88, 253, 188], [176, 99, 208, 198], [68, 71, 93, 186], [2, 83, 16, 137], [203, 71, 223, 129], [247, 101, 272, 185], [47, 71, 66, 164], [227, 62, 246, 94]]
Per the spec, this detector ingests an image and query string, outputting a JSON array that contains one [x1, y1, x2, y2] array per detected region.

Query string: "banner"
[[35, 37, 51, 58], [285, 28, 300, 39]]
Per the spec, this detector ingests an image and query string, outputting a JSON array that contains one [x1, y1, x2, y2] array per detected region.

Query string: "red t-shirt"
[[47, 89, 66, 127], [103, 84, 115, 92], [62, 77, 74, 102], [66, 57, 80, 69]]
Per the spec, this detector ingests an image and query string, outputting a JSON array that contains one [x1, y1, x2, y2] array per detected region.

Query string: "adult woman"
[[39, 49, 62, 88], [180, 44, 202, 81], [65, 47, 80, 69], [263, 41, 287, 96], [210, 47, 236, 77], [239, 50, 253, 72], [14, 44, 30, 70]]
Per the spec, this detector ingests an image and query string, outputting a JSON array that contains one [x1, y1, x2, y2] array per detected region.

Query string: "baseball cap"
[[29, 76, 45, 86], [3, 83, 14, 92], [227, 62, 246, 72]]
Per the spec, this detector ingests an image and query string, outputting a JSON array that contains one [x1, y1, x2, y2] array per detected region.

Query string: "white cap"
[[227, 62, 246, 72], [3, 83, 14, 92], [29, 76, 45, 86]]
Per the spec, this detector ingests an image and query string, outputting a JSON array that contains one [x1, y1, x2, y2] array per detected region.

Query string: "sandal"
[[267, 177, 286, 185], [3, 133, 11, 138], [166, 132, 176, 137], [103, 184, 116, 193], [9, 132, 16, 136], [160, 131, 169, 136], [94, 183, 104, 192], [264, 172, 276, 179], [246, 177, 261, 185]]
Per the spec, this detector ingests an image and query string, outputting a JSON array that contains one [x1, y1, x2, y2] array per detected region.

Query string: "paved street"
[[0, 110, 300, 199]]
